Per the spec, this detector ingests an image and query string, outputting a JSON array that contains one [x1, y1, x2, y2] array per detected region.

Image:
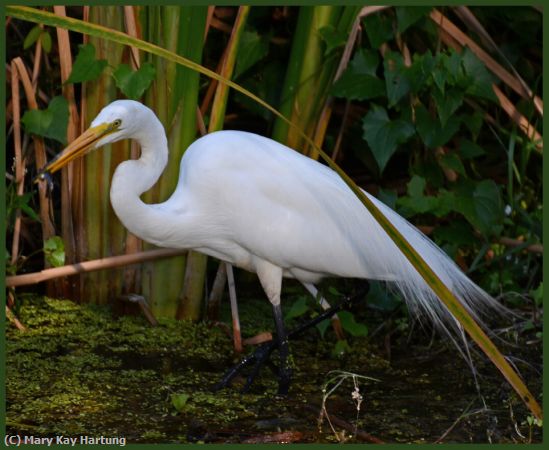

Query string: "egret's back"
[[169, 130, 504, 338]]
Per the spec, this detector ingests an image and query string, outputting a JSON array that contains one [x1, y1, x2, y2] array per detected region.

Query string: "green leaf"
[[171, 393, 190, 413], [362, 105, 415, 173], [235, 29, 270, 78], [415, 105, 460, 149], [316, 319, 331, 339], [23, 25, 42, 49], [384, 51, 411, 106], [285, 296, 309, 321], [454, 180, 503, 235], [40, 31, 52, 53], [461, 47, 497, 102], [338, 311, 368, 337], [459, 139, 485, 159], [433, 221, 476, 246], [362, 13, 394, 48], [12, 192, 40, 222], [530, 282, 543, 307], [44, 236, 65, 268], [473, 180, 503, 235], [113, 63, 156, 100], [440, 152, 466, 176], [407, 51, 435, 93], [443, 50, 464, 84], [378, 188, 398, 210], [318, 25, 346, 55], [433, 87, 463, 127], [366, 281, 402, 312], [332, 72, 385, 101], [395, 6, 432, 33], [349, 48, 380, 76], [21, 96, 68, 144], [398, 175, 439, 215], [398, 176, 456, 218], [432, 67, 446, 94], [408, 174, 426, 197], [332, 50, 384, 100], [66, 43, 108, 84], [462, 111, 484, 139], [332, 339, 351, 358]]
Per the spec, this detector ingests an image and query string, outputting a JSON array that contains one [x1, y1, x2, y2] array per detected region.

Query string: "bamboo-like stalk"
[[140, 5, 208, 318], [272, 6, 359, 157], [9, 60, 24, 266], [11, 58, 56, 252], [121, 5, 143, 297], [83, 6, 130, 305], [54, 5, 81, 298]]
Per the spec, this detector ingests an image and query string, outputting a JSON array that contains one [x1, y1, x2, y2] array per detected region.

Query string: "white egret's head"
[[35, 100, 152, 180]]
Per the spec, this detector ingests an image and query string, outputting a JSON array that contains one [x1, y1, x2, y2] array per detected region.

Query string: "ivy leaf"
[[362, 105, 415, 173], [113, 63, 156, 100], [66, 44, 108, 84], [318, 25, 346, 55], [461, 47, 497, 102], [473, 180, 503, 235], [384, 51, 411, 106], [407, 51, 435, 93], [316, 319, 331, 339], [454, 180, 503, 236], [398, 175, 439, 215], [332, 50, 384, 100], [396, 6, 432, 33], [433, 87, 463, 127], [235, 29, 270, 77], [440, 152, 466, 177], [350, 49, 380, 76], [44, 236, 65, 268], [12, 192, 40, 222], [21, 96, 68, 144], [366, 281, 402, 312], [338, 311, 368, 337], [362, 13, 394, 48], [459, 139, 485, 159], [433, 221, 476, 246], [529, 283, 543, 308], [443, 50, 464, 84], [462, 111, 484, 139], [171, 393, 190, 413], [285, 296, 309, 321], [415, 105, 460, 149]]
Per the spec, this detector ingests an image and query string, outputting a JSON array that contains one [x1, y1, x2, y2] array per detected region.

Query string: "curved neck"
[[109, 118, 174, 246]]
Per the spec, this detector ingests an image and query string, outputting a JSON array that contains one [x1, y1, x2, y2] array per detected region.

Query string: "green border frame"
[[1, 1, 546, 447]]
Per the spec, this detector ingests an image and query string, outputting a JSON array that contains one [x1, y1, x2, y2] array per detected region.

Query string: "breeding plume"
[[38, 100, 504, 393]]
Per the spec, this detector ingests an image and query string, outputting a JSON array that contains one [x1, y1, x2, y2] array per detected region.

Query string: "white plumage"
[[40, 100, 505, 374]]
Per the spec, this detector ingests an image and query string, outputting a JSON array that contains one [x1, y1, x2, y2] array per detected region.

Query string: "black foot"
[[214, 284, 369, 393], [214, 339, 278, 393]]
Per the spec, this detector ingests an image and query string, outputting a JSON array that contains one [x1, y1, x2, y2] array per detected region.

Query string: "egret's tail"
[[367, 194, 509, 352]]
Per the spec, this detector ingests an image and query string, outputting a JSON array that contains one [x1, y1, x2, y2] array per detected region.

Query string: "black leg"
[[272, 302, 292, 395]]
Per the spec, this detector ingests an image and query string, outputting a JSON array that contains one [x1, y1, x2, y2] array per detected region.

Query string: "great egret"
[[38, 100, 504, 393]]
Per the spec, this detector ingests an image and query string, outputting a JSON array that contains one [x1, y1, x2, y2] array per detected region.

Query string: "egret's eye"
[[112, 119, 122, 129]]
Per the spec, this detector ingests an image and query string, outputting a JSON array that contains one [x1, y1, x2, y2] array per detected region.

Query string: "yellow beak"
[[35, 122, 117, 182]]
